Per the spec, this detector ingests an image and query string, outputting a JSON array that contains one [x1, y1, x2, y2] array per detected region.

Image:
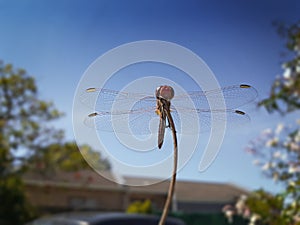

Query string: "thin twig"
[[158, 108, 178, 225]]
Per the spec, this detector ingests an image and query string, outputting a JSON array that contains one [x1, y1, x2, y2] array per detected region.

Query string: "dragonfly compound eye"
[[156, 85, 175, 101]]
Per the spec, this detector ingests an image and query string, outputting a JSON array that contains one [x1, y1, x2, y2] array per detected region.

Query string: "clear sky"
[[0, 0, 299, 191]]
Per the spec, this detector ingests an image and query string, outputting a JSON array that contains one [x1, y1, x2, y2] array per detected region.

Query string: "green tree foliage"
[[0, 61, 64, 224], [259, 21, 300, 114], [223, 21, 300, 225], [126, 199, 153, 214], [0, 176, 36, 225], [0, 61, 64, 175], [27, 142, 111, 177], [0, 61, 111, 224]]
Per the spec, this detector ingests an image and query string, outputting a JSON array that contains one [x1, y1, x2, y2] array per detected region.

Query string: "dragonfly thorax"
[[155, 85, 175, 101]]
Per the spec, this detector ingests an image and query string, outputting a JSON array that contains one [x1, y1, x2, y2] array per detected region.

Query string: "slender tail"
[[158, 114, 166, 149]]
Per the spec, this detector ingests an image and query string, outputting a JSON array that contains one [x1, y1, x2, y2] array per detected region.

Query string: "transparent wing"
[[84, 108, 251, 135], [173, 84, 258, 110], [84, 108, 158, 135], [80, 84, 257, 112], [80, 88, 156, 112], [82, 84, 256, 134]]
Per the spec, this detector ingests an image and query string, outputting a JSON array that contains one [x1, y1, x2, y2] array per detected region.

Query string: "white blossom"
[[280, 153, 287, 160], [291, 200, 298, 209], [294, 41, 300, 53], [283, 68, 291, 79], [249, 213, 261, 225], [225, 210, 234, 223], [283, 140, 289, 148], [273, 151, 281, 159], [289, 181, 296, 187], [262, 128, 272, 136], [292, 91, 299, 97], [275, 123, 284, 135], [290, 142, 300, 151], [222, 205, 234, 223], [235, 195, 248, 215], [273, 172, 279, 181], [294, 214, 300, 223], [262, 162, 273, 171], [265, 137, 278, 147], [288, 165, 300, 174], [295, 130, 300, 143], [296, 65, 300, 73]]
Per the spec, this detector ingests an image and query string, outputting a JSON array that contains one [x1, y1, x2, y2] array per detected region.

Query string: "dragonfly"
[[80, 84, 258, 149], [155, 85, 176, 149]]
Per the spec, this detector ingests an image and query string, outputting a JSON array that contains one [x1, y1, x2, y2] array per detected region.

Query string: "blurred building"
[[23, 170, 248, 214]]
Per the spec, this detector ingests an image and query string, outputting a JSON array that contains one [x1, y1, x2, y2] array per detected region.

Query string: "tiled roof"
[[23, 170, 248, 203], [124, 176, 249, 203]]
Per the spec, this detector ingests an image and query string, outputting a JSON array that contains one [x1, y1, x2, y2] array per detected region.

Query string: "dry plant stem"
[[158, 109, 178, 225]]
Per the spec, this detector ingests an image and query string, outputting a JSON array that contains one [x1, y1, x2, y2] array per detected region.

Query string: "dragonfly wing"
[[80, 87, 156, 111], [82, 85, 255, 135], [84, 110, 159, 135], [84, 96, 159, 135], [173, 84, 258, 110], [85, 108, 250, 135], [170, 108, 251, 134]]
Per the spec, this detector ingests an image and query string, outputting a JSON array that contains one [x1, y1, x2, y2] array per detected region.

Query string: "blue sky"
[[0, 0, 299, 191]]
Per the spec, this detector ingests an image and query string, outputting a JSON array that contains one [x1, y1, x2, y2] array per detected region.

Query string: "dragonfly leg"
[[155, 108, 161, 115], [166, 117, 171, 128]]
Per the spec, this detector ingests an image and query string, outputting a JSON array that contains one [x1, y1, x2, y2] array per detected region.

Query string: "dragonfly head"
[[156, 85, 175, 101]]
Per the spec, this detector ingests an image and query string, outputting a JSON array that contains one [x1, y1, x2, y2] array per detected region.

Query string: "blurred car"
[[26, 212, 186, 225]]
